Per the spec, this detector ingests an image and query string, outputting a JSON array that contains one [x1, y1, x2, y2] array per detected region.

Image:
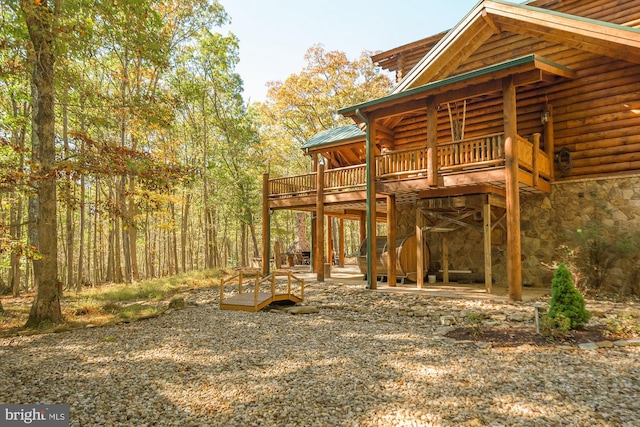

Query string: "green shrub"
[[539, 313, 572, 342], [548, 264, 590, 329]]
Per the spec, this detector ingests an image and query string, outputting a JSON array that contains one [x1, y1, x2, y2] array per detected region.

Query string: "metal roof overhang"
[[339, 54, 575, 122]]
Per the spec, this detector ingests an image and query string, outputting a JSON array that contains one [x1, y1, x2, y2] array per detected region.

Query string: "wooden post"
[[359, 212, 366, 245], [339, 218, 345, 267], [483, 201, 492, 293], [416, 208, 424, 289], [427, 96, 438, 187], [442, 235, 449, 284], [532, 133, 541, 187], [327, 216, 333, 270], [363, 116, 378, 290], [543, 104, 554, 180], [387, 195, 397, 287], [310, 215, 316, 273], [262, 173, 270, 276], [316, 163, 325, 282], [504, 76, 522, 302]]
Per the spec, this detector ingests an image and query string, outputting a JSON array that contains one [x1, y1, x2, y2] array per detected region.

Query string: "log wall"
[[382, 0, 640, 180]]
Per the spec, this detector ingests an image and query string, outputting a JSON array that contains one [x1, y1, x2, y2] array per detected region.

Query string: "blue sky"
[[220, 0, 480, 103]]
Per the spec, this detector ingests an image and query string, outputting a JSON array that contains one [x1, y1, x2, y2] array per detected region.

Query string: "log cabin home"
[[262, 0, 640, 301]]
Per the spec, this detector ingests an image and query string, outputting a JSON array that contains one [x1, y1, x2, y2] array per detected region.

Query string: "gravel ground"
[[1, 280, 639, 427]]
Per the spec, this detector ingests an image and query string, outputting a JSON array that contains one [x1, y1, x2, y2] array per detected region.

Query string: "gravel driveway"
[[1, 280, 639, 426]]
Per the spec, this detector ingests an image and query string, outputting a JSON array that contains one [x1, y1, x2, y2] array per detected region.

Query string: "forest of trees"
[[0, 0, 391, 325]]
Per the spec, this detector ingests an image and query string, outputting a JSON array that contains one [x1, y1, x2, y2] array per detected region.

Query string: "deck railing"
[[438, 132, 505, 172], [268, 131, 551, 198], [269, 172, 316, 198], [324, 164, 366, 191], [376, 146, 429, 179]]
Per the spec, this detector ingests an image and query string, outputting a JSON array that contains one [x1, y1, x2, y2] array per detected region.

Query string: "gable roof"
[[301, 125, 365, 152], [393, 0, 640, 93]]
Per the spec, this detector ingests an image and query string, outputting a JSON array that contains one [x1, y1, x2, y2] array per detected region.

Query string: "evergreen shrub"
[[548, 264, 590, 329]]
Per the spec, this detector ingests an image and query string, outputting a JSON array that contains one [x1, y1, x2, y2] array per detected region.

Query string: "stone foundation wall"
[[393, 174, 640, 288]]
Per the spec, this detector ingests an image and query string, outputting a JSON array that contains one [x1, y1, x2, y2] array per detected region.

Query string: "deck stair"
[[219, 269, 304, 312]]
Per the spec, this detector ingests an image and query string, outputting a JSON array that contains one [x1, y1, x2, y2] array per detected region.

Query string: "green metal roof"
[[339, 54, 563, 116], [301, 125, 365, 151]]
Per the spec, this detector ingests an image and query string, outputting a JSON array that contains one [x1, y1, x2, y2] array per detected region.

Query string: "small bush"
[[539, 313, 572, 342], [548, 264, 590, 329]]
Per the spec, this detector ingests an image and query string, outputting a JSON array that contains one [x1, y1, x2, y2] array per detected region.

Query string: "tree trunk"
[[9, 94, 26, 297], [22, 0, 62, 327], [63, 95, 75, 291], [180, 193, 191, 273]]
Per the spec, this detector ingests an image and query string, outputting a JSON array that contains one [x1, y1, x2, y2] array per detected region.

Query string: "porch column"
[[483, 201, 492, 293], [365, 114, 377, 289], [503, 76, 522, 302], [386, 195, 396, 287], [262, 173, 270, 276], [339, 218, 345, 267], [416, 208, 424, 289], [316, 163, 325, 282], [543, 104, 555, 180], [427, 96, 438, 187]]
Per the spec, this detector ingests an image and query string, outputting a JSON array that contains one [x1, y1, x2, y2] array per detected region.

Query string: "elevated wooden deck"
[[219, 270, 304, 312], [267, 133, 551, 213]]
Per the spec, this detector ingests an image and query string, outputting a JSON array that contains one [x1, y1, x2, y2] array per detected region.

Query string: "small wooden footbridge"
[[219, 269, 305, 312]]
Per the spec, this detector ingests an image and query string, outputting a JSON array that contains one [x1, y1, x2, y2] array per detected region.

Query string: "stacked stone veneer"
[[393, 174, 640, 288]]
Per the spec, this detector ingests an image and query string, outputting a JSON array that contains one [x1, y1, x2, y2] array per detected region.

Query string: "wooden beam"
[[427, 96, 438, 187], [316, 163, 325, 282], [262, 173, 270, 276], [483, 201, 492, 293], [418, 184, 506, 199], [503, 76, 522, 302], [387, 195, 397, 287]]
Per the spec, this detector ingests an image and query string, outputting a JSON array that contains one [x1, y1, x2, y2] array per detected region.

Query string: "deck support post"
[[262, 173, 270, 276], [387, 195, 397, 287], [427, 96, 438, 187], [503, 76, 522, 302], [416, 208, 424, 289], [316, 163, 325, 282], [483, 201, 492, 293], [357, 110, 377, 289], [359, 212, 366, 245], [442, 235, 449, 284], [543, 104, 554, 180], [532, 133, 541, 187], [339, 219, 345, 267]]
